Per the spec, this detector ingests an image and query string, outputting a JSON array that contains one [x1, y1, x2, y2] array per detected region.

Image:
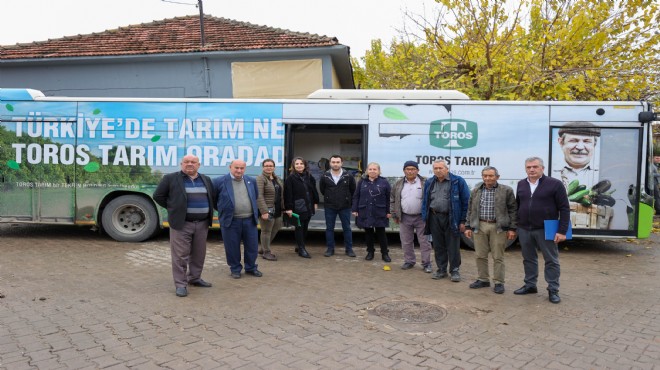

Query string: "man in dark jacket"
[[421, 159, 470, 282], [153, 154, 215, 298], [514, 157, 570, 304], [319, 155, 357, 257]]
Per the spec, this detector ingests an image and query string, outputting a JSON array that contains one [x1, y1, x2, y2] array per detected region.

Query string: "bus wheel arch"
[[100, 194, 159, 242]]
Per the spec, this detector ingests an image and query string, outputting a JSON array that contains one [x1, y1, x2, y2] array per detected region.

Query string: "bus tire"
[[460, 234, 518, 250], [102, 195, 158, 242]]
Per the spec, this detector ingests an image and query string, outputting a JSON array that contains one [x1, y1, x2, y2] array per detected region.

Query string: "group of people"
[[154, 154, 570, 305]]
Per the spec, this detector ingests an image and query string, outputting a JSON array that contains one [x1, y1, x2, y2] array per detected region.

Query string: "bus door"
[[0, 101, 78, 223], [282, 102, 368, 230]]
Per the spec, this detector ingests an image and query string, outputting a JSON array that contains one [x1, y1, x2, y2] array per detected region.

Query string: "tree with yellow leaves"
[[353, 0, 659, 102]]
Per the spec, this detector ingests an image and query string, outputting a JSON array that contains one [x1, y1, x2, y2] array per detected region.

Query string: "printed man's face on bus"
[[559, 133, 596, 169], [329, 157, 342, 171], [180, 156, 200, 176], [230, 160, 246, 179]]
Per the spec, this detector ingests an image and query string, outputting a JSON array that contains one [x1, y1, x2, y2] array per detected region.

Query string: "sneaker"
[[432, 271, 447, 280], [345, 249, 356, 257], [469, 280, 490, 289], [324, 249, 334, 257], [423, 265, 433, 273], [493, 284, 505, 294], [401, 262, 415, 270], [450, 271, 461, 282]]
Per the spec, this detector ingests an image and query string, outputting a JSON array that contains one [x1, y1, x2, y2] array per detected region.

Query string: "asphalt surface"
[[1, 223, 659, 369]]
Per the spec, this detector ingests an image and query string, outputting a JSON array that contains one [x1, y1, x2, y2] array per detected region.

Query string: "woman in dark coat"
[[284, 157, 319, 258], [352, 162, 392, 262]]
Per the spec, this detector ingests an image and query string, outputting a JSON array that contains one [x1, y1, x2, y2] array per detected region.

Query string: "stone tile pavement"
[[0, 224, 658, 369]]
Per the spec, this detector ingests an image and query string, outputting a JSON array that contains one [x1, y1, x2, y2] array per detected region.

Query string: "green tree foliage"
[[353, 0, 659, 102]]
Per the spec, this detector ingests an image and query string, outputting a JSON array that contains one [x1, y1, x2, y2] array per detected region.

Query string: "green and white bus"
[[0, 88, 656, 243]]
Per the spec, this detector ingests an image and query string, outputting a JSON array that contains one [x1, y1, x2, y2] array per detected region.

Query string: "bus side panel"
[[0, 101, 78, 223], [185, 102, 285, 179], [367, 103, 550, 187], [74, 101, 187, 224]]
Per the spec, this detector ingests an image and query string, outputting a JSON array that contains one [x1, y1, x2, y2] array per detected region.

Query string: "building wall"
[[0, 48, 352, 99]]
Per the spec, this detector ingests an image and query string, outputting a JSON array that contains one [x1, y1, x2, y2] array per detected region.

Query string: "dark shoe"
[[190, 279, 212, 288], [258, 249, 264, 255], [432, 271, 447, 280], [230, 272, 241, 279], [401, 262, 415, 270], [382, 254, 392, 263], [469, 280, 490, 289], [513, 285, 538, 295], [324, 249, 334, 257], [365, 251, 375, 260], [262, 253, 277, 261], [493, 284, 505, 294], [450, 271, 461, 282], [345, 249, 356, 257], [294, 247, 299, 253], [246, 269, 263, 277], [549, 291, 561, 304], [423, 265, 433, 273], [298, 247, 311, 258], [175, 287, 188, 297]]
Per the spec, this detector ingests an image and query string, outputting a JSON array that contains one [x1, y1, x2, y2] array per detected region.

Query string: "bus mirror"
[[638, 111, 657, 123]]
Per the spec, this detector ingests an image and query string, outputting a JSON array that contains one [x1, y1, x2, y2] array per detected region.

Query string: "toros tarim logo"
[[429, 119, 478, 149]]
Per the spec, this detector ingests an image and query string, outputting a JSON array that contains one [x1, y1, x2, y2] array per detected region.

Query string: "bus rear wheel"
[[102, 195, 158, 242]]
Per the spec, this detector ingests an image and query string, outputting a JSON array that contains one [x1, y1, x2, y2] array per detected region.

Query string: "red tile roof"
[[0, 15, 340, 60]]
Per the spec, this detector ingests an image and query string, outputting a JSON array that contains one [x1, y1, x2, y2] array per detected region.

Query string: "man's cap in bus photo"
[[403, 160, 419, 169], [558, 121, 601, 137]]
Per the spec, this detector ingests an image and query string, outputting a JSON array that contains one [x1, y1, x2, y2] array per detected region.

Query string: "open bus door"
[[283, 122, 367, 231]]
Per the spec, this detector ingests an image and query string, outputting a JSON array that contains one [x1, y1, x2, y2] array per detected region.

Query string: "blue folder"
[[544, 220, 572, 240]]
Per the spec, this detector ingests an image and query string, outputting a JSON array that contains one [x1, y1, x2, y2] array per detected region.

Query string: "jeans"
[[324, 207, 353, 251], [221, 217, 259, 274]]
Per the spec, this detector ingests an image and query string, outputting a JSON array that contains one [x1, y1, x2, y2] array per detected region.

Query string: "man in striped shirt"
[[154, 155, 216, 298]]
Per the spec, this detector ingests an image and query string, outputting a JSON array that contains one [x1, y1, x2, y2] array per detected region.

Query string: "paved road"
[[1, 223, 659, 369]]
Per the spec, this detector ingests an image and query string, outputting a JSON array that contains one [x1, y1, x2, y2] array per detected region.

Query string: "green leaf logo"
[[383, 107, 408, 120], [83, 162, 100, 173], [151, 135, 161, 142], [92, 108, 101, 115], [7, 160, 20, 170], [5, 104, 14, 112]]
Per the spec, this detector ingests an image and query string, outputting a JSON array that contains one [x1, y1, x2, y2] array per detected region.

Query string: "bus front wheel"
[[102, 195, 158, 242]]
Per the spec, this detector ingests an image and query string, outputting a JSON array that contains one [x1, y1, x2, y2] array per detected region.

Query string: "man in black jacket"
[[514, 157, 570, 304], [319, 155, 357, 257], [153, 155, 215, 298]]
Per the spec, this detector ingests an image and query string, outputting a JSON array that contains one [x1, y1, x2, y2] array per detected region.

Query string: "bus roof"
[[307, 89, 471, 100]]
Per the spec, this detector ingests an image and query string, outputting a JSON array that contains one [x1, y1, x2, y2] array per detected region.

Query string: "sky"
[[0, 0, 438, 59]]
